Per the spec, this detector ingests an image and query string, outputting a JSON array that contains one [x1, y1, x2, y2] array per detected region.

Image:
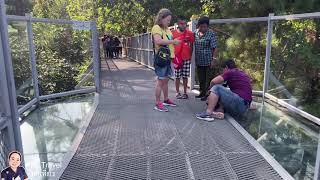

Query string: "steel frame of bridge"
[[0, 0, 319, 178]]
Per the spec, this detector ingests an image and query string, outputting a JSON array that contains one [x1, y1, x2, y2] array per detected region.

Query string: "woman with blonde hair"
[[152, 8, 181, 112]]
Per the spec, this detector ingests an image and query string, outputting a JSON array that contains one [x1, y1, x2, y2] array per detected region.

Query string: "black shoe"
[[196, 94, 205, 98], [201, 96, 208, 101]]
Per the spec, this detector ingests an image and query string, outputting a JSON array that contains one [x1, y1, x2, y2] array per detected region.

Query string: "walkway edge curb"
[[50, 93, 100, 180], [226, 115, 295, 180]]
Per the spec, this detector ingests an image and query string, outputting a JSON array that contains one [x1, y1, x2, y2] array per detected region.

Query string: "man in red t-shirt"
[[172, 16, 195, 99]]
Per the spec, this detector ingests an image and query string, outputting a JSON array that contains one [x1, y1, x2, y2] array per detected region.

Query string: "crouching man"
[[196, 59, 252, 121]]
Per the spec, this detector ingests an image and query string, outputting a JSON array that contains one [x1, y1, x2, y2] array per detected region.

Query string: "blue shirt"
[[1, 166, 28, 180]]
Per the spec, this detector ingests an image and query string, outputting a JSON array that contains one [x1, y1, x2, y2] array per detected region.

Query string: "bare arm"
[[153, 34, 180, 46], [210, 75, 224, 88], [211, 48, 218, 67], [210, 31, 218, 67], [213, 48, 218, 59], [205, 75, 224, 96]]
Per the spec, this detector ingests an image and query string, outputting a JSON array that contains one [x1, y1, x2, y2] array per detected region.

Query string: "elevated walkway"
[[59, 58, 282, 180]]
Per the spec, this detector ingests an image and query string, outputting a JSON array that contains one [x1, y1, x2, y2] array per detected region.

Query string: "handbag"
[[173, 30, 187, 69], [152, 32, 171, 67], [154, 46, 171, 67]]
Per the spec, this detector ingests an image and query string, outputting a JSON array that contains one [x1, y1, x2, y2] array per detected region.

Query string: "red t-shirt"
[[172, 29, 194, 61]]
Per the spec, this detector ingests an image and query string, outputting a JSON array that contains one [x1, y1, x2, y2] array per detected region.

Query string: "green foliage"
[[8, 24, 31, 89], [36, 50, 77, 95], [8, 23, 34, 104], [303, 103, 320, 118], [95, 0, 203, 36], [31, 22, 92, 95], [66, 0, 94, 21], [7, 0, 94, 97], [271, 19, 320, 107], [97, 0, 146, 36]]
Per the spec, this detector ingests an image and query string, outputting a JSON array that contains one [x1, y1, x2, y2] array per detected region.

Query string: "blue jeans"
[[155, 63, 173, 80], [210, 85, 249, 117]]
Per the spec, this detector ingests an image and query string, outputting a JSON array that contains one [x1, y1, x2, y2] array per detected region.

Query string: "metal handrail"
[[7, 15, 91, 25]]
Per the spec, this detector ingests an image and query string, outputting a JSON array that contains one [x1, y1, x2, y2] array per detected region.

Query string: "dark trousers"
[[106, 47, 113, 58], [118, 47, 122, 57], [197, 65, 212, 96], [114, 47, 119, 58]]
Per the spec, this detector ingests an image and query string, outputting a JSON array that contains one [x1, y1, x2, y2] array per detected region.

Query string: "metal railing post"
[[262, 13, 274, 104], [0, 0, 24, 154], [190, 20, 197, 89], [314, 134, 320, 180], [147, 33, 150, 66], [91, 21, 100, 93], [144, 34, 147, 65], [126, 37, 129, 58], [26, 14, 40, 102], [0, 23, 16, 155], [139, 34, 142, 63]]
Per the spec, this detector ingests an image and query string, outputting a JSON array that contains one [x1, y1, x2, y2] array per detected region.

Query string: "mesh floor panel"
[[60, 59, 283, 180]]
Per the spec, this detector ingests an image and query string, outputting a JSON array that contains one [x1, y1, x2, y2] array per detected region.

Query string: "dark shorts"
[[210, 85, 249, 117]]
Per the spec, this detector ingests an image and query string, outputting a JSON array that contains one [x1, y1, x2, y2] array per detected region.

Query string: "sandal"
[[182, 93, 189, 99], [176, 92, 183, 99]]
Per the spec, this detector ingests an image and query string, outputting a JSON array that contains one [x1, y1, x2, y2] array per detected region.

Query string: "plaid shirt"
[[194, 29, 217, 66]]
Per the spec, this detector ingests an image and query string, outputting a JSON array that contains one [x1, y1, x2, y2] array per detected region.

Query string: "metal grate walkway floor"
[[60, 58, 283, 180]]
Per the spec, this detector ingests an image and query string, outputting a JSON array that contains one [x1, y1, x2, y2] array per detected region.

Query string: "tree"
[[96, 0, 146, 36]]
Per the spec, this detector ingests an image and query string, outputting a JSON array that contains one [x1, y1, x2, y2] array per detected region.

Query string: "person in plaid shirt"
[[194, 16, 218, 101], [172, 16, 195, 99]]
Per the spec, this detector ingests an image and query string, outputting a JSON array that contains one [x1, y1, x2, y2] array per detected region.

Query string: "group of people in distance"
[[102, 35, 122, 59], [152, 8, 253, 121]]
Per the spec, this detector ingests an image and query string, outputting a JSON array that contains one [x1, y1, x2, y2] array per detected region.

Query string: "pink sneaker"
[[154, 102, 169, 112], [163, 99, 177, 107]]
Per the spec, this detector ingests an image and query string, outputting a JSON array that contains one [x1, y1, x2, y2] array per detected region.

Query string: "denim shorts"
[[154, 63, 173, 80], [210, 85, 249, 117]]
